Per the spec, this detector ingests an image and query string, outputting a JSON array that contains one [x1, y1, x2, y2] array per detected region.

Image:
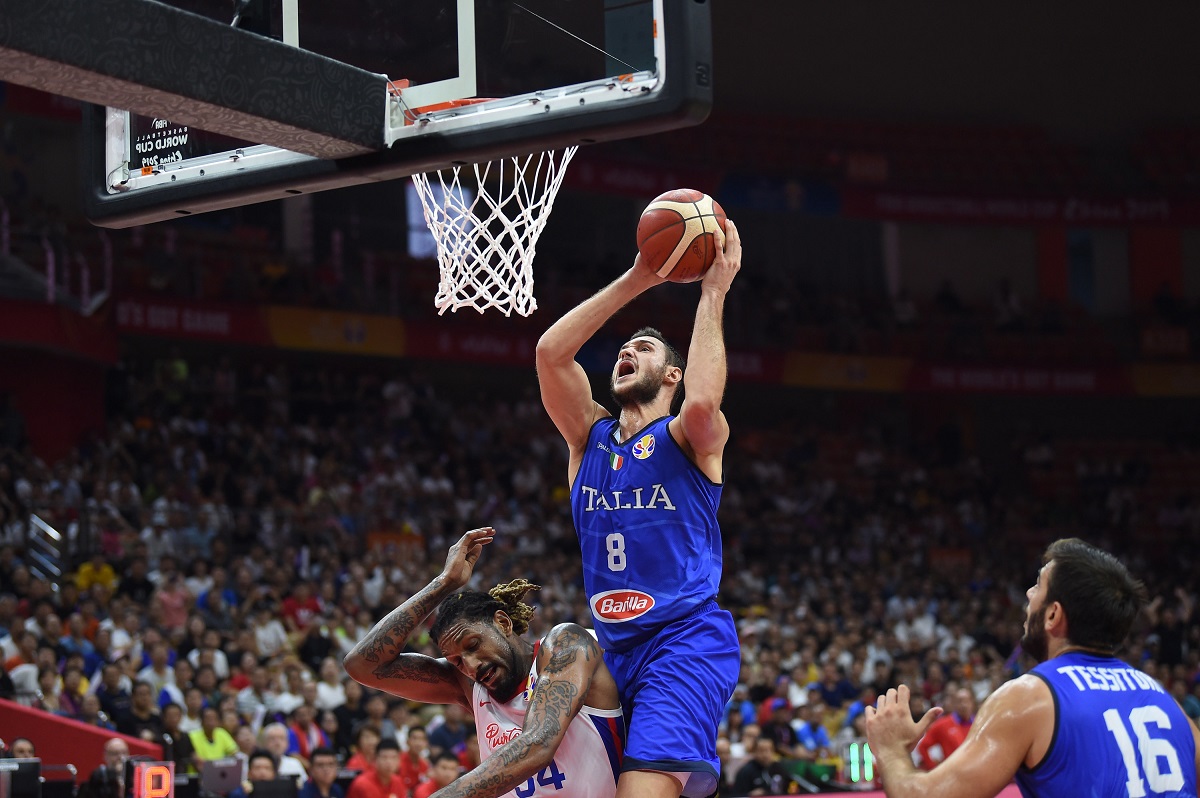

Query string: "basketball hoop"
[[410, 145, 577, 317]]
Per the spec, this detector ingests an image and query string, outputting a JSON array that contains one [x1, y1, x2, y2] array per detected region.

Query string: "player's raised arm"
[[427, 623, 608, 798], [536, 260, 662, 453], [866, 680, 1048, 798], [674, 220, 740, 469], [343, 528, 495, 707]]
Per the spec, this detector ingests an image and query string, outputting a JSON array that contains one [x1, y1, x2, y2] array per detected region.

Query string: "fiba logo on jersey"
[[632, 434, 655, 460], [591, 589, 655, 623]]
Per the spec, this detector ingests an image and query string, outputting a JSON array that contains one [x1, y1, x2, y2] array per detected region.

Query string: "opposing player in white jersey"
[[345, 528, 625, 798]]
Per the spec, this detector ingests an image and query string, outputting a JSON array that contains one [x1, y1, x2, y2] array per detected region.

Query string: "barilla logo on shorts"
[[591, 589, 655, 623], [485, 723, 522, 746]]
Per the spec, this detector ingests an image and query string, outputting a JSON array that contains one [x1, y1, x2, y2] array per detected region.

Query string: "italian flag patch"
[[609, 453, 624, 470]]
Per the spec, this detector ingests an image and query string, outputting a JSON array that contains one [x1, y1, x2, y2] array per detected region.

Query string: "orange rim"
[[389, 79, 496, 123]]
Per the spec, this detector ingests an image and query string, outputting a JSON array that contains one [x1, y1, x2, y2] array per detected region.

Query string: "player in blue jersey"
[[536, 221, 743, 798], [865, 538, 1200, 798]]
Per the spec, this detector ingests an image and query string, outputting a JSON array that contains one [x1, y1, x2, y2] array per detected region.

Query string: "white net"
[[410, 146, 578, 316]]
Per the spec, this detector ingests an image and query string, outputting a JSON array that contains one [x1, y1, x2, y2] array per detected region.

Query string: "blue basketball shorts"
[[602, 600, 741, 798]]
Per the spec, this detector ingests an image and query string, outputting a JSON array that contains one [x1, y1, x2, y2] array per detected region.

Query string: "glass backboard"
[[82, 0, 712, 227]]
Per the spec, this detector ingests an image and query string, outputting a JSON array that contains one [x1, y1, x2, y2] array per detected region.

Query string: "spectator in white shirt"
[[236, 666, 276, 720], [314, 657, 346, 711], [253, 604, 290, 660], [187, 629, 230, 680], [136, 640, 176, 695]]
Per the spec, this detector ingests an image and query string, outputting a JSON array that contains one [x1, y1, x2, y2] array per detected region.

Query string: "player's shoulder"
[[978, 673, 1053, 721], [537, 623, 602, 668], [590, 410, 615, 429], [542, 623, 601, 651]]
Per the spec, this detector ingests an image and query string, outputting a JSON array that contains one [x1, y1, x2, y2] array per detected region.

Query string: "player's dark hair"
[[1042, 538, 1147, 652], [632, 327, 686, 415], [430, 579, 541, 644]]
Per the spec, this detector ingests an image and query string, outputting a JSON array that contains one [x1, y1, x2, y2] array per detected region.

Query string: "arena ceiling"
[[711, 0, 1200, 146]]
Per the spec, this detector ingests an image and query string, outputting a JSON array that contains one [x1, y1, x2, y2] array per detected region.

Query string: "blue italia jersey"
[[570, 416, 723, 652], [1017, 652, 1196, 798]]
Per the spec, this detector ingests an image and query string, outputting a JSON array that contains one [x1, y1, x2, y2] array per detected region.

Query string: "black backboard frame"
[[81, 1, 713, 228]]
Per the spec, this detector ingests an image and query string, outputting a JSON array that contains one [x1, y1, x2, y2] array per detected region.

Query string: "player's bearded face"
[[478, 627, 525, 700], [1021, 602, 1049, 663], [610, 360, 667, 407]]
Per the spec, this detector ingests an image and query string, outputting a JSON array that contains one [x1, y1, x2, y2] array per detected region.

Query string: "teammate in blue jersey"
[[536, 221, 743, 798], [866, 538, 1200, 798]]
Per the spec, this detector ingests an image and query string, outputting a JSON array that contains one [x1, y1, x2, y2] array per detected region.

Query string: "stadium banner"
[[727, 350, 786, 383], [907, 364, 1131, 395], [404, 323, 537, 367], [1140, 326, 1190, 358], [116, 296, 270, 345], [0, 299, 117, 363], [782, 353, 911, 392], [841, 187, 1200, 227], [718, 174, 842, 216], [1129, 363, 1200, 396], [565, 158, 723, 198], [264, 307, 405, 357]]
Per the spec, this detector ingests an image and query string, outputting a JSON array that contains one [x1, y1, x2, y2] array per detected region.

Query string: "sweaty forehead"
[[623, 336, 662, 350], [439, 621, 485, 651]]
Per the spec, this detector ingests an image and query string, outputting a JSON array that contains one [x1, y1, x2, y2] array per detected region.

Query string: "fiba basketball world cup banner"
[[127, 113, 250, 171]]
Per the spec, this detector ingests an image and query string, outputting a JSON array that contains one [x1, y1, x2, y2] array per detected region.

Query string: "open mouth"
[[616, 360, 636, 378]]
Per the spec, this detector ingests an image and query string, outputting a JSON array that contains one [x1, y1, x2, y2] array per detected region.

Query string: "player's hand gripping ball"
[[636, 188, 728, 283]]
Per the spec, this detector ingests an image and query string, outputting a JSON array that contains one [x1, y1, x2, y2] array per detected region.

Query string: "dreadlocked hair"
[[429, 579, 542, 643], [488, 579, 540, 635]]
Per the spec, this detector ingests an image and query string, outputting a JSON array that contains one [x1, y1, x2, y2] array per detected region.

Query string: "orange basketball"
[[636, 189, 728, 283]]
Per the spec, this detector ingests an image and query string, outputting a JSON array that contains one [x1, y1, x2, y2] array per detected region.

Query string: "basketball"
[[636, 189, 728, 283]]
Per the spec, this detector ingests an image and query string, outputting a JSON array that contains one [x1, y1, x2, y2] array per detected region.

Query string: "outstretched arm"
[[343, 528, 494, 707], [536, 260, 663, 455], [1176, 586, 1193, 623], [672, 220, 741, 475], [429, 624, 607, 798], [866, 680, 1047, 798], [1145, 595, 1163, 626]]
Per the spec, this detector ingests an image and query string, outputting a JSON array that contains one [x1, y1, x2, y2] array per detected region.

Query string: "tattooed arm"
[[430, 623, 617, 798], [342, 527, 494, 707]]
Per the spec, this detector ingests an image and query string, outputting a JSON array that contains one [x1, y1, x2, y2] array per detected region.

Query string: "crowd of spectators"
[[0, 354, 1197, 797]]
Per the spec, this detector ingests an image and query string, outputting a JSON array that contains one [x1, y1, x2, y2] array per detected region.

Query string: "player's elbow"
[[342, 651, 370, 684], [681, 395, 721, 419], [535, 333, 572, 367]]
